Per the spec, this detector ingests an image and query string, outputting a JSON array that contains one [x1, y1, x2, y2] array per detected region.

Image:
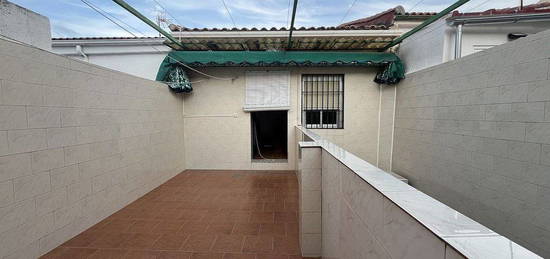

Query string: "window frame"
[[301, 74, 344, 129]]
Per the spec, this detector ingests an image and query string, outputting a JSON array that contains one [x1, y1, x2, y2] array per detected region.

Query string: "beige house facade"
[[182, 67, 387, 171]]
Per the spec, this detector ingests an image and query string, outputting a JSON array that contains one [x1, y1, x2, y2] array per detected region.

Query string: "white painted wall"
[[52, 39, 169, 80], [82, 53, 168, 81], [0, 37, 185, 258], [399, 17, 550, 73], [0, 0, 51, 50], [398, 18, 453, 74], [391, 29, 550, 257], [183, 67, 383, 170], [461, 21, 550, 56]]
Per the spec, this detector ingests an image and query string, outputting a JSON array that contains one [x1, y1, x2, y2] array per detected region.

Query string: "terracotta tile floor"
[[42, 170, 316, 259]]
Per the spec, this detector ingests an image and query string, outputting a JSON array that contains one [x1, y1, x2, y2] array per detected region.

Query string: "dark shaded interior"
[[251, 111, 288, 160]]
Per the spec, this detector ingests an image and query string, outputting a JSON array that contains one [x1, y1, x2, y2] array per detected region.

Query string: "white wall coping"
[[298, 141, 321, 148], [296, 126, 542, 259]]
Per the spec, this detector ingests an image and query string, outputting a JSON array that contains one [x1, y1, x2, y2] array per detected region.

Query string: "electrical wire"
[[339, 0, 359, 24], [80, 0, 234, 81], [152, 0, 182, 26], [408, 0, 427, 13], [220, 0, 238, 28], [465, 0, 493, 12], [81, 0, 136, 37], [84, 0, 145, 36], [252, 117, 269, 159]]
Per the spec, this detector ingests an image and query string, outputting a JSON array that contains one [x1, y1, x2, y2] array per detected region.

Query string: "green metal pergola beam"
[[111, 0, 185, 49], [383, 0, 470, 50], [287, 0, 299, 50]]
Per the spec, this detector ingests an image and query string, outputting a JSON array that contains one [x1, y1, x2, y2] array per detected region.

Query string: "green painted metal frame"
[[156, 51, 406, 86], [287, 0, 299, 49], [111, 0, 185, 49], [383, 0, 470, 50]]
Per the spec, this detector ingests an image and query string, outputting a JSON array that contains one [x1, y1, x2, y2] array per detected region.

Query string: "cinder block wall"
[[320, 150, 464, 259], [392, 29, 550, 257], [0, 38, 185, 258], [0, 0, 52, 51]]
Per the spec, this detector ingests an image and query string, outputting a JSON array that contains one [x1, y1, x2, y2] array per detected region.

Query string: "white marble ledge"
[[296, 126, 542, 259], [299, 141, 321, 148]]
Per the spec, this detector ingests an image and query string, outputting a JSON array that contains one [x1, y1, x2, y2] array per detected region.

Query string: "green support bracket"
[[287, 0, 299, 50], [111, 0, 185, 49], [383, 0, 470, 50]]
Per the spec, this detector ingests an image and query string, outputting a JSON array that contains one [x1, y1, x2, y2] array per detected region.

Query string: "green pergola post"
[[287, 0, 299, 50]]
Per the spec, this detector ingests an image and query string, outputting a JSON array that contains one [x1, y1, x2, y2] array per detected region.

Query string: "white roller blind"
[[244, 71, 290, 111]]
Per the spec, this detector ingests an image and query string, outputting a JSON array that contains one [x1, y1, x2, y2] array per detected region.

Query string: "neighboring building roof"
[[166, 36, 397, 51], [168, 24, 389, 32], [338, 6, 436, 29], [52, 34, 399, 51], [56, 6, 438, 52], [451, 1, 550, 17]]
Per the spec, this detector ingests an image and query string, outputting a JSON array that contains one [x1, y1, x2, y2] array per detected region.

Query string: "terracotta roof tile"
[[168, 24, 389, 32], [337, 6, 436, 29]]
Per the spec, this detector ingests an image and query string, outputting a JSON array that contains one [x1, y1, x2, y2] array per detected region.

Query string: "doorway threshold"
[[252, 159, 288, 163]]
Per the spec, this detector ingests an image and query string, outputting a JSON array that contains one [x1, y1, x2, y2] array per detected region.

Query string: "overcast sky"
[[9, 0, 539, 37]]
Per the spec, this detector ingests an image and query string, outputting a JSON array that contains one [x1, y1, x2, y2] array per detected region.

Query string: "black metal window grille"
[[301, 74, 344, 129]]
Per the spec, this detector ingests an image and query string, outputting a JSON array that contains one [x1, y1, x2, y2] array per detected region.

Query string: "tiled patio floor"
[[42, 170, 313, 259]]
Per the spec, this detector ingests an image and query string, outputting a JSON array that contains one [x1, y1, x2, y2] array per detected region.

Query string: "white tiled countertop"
[[296, 126, 542, 259]]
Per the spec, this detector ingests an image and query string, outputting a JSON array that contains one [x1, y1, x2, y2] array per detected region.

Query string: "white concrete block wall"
[[392, 29, 550, 257], [320, 150, 465, 259], [297, 145, 322, 257], [0, 38, 185, 258]]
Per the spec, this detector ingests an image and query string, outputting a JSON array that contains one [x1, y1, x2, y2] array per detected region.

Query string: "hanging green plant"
[[166, 66, 192, 93]]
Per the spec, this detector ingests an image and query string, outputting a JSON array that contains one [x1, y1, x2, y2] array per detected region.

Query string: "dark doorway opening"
[[251, 111, 288, 161]]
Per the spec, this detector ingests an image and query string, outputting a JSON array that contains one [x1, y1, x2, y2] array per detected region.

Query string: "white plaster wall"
[[378, 85, 396, 171], [183, 67, 381, 170], [52, 42, 170, 81], [391, 29, 550, 257], [398, 18, 451, 74], [0, 0, 51, 51], [0, 37, 185, 258], [399, 18, 550, 74], [460, 21, 550, 57], [85, 53, 167, 81]]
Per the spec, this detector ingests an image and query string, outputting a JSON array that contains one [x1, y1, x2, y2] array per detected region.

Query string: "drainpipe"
[[454, 23, 463, 60], [76, 45, 88, 62]]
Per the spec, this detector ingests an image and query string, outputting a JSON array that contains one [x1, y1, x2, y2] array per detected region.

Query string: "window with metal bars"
[[301, 74, 344, 129]]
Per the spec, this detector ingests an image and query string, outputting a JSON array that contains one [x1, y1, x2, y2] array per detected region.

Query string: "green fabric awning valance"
[[156, 51, 405, 92]]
